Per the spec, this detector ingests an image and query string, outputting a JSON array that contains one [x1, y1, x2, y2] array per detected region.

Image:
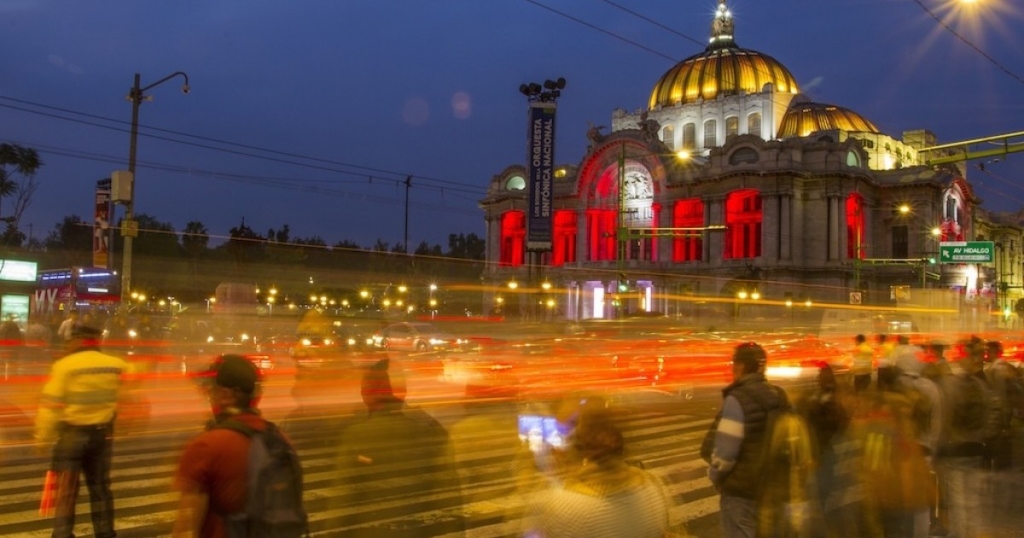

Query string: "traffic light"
[[617, 273, 629, 292]]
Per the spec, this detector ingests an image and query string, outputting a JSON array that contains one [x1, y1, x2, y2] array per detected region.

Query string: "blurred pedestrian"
[[35, 322, 129, 538], [983, 339, 1019, 470], [852, 334, 874, 393], [856, 360, 933, 537], [173, 354, 305, 537], [702, 342, 788, 538], [524, 415, 671, 538], [448, 382, 520, 524], [56, 311, 78, 342], [331, 358, 464, 537], [797, 363, 856, 537], [893, 345, 943, 537], [935, 336, 1000, 538]]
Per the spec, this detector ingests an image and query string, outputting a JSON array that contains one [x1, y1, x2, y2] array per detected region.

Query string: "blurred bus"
[[31, 267, 120, 321]]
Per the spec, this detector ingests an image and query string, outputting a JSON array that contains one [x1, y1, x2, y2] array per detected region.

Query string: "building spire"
[[709, 0, 735, 49]]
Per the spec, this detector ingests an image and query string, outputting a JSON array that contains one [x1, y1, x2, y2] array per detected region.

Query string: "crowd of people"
[[704, 335, 1024, 538], [29, 319, 1024, 537]]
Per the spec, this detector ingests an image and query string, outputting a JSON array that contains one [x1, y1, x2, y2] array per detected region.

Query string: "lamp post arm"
[[140, 71, 190, 94]]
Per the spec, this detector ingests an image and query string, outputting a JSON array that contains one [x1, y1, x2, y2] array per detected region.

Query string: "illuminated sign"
[[0, 260, 38, 282], [939, 241, 994, 263]]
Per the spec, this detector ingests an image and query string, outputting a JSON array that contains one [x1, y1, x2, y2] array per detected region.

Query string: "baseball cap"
[[208, 355, 260, 395]]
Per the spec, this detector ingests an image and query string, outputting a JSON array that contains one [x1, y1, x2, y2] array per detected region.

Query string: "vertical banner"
[[527, 102, 556, 251], [94, 178, 112, 269]]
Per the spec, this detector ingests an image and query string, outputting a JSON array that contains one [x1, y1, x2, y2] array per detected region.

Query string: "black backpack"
[[214, 418, 309, 538]]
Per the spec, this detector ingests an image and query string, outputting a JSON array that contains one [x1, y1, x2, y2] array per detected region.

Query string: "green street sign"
[[938, 241, 994, 263]]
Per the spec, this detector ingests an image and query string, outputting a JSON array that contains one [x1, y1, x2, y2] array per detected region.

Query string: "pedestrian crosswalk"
[[0, 406, 722, 537]]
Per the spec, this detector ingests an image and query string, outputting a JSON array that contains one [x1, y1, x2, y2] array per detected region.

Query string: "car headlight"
[[240, 333, 250, 341], [347, 338, 357, 346], [323, 338, 333, 346], [206, 335, 215, 343], [301, 338, 311, 346], [429, 338, 446, 345], [128, 329, 138, 339], [456, 338, 468, 345]]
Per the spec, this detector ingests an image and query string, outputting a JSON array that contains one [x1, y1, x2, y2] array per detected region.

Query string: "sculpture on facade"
[[586, 122, 606, 146], [638, 112, 660, 143]]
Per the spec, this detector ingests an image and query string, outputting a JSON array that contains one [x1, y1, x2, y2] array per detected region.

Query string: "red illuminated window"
[[586, 209, 616, 261], [499, 210, 525, 267], [846, 193, 865, 259], [552, 210, 577, 266], [672, 198, 704, 262], [724, 190, 761, 259]]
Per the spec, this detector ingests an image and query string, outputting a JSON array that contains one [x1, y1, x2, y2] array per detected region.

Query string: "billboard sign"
[[94, 178, 112, 268], [526, 102, 556, 251]]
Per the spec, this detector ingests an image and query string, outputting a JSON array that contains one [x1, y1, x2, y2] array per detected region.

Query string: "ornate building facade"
[[480, 1, 1003, 323]]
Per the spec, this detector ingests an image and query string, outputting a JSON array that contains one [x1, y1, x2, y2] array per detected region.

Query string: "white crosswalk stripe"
[[0, 411, 720, 537]]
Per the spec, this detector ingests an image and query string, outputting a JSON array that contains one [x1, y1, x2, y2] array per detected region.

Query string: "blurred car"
[[329, 323, 377, 351], [371, 322, 469, 352]]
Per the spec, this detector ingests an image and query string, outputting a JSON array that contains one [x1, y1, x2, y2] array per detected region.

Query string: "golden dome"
[[778, 101, 881, 138], [648, 1, 799, 108]]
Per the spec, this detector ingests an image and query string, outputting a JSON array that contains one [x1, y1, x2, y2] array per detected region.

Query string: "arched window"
[[747, 113, 762, 139], [499, 210, 525, 267], [682, 123, 696, 151], [672, 198, 704, 262], [552, 210, 577, 266], [704, 119, 717, 148], [724, 189, 762, 259], [661, 125, 675, 150], [726, 116, 739, 139], [846, 193, 865, 259], [729, 147, 759, 165]]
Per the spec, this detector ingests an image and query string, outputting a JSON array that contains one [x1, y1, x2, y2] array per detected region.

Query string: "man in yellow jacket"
[[35, 322, 129, 538]]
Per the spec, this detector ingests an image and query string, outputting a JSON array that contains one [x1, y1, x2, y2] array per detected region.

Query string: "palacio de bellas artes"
[[479, 0, 1024, 333]]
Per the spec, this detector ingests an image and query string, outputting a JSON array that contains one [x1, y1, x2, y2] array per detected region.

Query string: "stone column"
[[780, 194, 792, 261], [828, 196, 840, 261], [762, 193, 780, 262]]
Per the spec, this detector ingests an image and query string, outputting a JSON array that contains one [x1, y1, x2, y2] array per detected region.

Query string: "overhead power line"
[[910, 0, 1024, 87], [0, 95, 483, 193]]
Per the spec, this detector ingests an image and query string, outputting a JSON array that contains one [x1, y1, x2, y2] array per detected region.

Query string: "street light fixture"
[[117, 71, 190, 306]]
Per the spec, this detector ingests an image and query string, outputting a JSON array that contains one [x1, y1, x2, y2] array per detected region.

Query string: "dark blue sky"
[[2, 0, 1022, 249]]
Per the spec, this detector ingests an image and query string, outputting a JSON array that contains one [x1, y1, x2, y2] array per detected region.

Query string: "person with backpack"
[[702, 342, 793, 538], [173, 355, 307, 538], [935, 336, 1000, 538]]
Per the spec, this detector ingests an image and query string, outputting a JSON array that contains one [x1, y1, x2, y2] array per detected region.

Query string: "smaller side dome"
[[778, 101, 881, 138]]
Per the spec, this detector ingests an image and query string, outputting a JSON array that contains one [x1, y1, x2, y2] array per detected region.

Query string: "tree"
[[414, 241, 442, 257], [44, 215, 92, 266], [447, 232, 485, 260], [333, 239, 361, 250], [181, 221, 210, 258], [0, 143, 42, 246], [182, 221, 210, 298], [224, 218, 265, 270], [133, 213, 181, 258]]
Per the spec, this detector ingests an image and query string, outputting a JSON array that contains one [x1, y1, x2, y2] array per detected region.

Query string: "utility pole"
[[404, 175, 411, 254], [117, 71, 189, 306]]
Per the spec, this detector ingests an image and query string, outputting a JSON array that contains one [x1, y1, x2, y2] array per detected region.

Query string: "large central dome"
[[648, 1, 799, 109]]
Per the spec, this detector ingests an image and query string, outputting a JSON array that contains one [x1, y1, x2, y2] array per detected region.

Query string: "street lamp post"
[[119, 71, 190, 306]]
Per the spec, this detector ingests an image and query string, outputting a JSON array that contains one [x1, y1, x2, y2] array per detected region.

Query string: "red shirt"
[[175, 413, 266, 538]]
